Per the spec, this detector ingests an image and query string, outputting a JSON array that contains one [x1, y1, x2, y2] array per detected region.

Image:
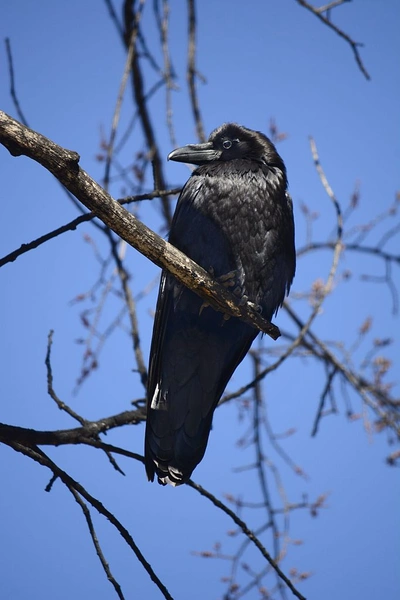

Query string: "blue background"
[[1, 1, 399, 599]]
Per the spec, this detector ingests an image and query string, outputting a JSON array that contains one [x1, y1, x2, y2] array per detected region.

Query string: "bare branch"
[[5, 442, 173, 600], [187, 480, 306, 600], [103, 0, 124, 40], [104, 0, 145, 190], [315, 0, 350, 13], [296, 241, 400, 265], [69, 488, 126, 600], [0, 416, 146, 448], [311, 366, 338, 436], [154, 0, 178, 147], [295, 0, 370, 80], [123, 0, 173, 224], [107, 232, 148, 389], [0, 188, 181, 269], [187, 0, 206, 142], [284, 302, 400, 438], [0, 110, 281, 339], [252, 355, 288, 599], [45, 330, 88, 425], [4, 38, 28, 126]]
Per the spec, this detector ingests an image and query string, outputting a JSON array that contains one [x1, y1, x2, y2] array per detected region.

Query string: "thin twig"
[[69, 487, 126, 600], [187, 0, 206, 142], [187, 480, 306, 600], [154, 0, 178, 147], [284, 302, 400, 438], [295, 0, 370, 80], [0, 188, 181, 269], [4, 40, 104, 225], [104, 0, 125, 40], [252, 355, 288, 600], [104, 0, 145, 190], [6, 442, 174, 600], [123, 0, 173, 224], [315, 0, 350, 14], [311, 366, 338, 436], [46, 330, 88, 425], [108, 232, 148, 389], [296, 241, 400, 264], [4, 38, 28, 126]]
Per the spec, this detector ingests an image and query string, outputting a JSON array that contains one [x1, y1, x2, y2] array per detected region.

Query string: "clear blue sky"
[[1, 1, 399, 599]]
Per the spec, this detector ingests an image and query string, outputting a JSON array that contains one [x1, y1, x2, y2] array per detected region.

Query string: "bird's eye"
[[222, 140, 232, 149]]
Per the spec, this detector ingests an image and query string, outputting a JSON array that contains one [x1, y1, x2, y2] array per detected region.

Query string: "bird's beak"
[[168, 142, 221, 165]]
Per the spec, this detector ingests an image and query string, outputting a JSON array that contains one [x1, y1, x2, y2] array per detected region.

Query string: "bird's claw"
[[199, 301, 210, 316], [199, 269, 239, 316], [217, 270, 237, 288]]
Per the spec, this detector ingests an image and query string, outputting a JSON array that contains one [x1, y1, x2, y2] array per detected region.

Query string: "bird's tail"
[[145, 315, 256, 486]]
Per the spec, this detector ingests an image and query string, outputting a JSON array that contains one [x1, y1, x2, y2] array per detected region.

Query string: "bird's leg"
[[198, 268, 251, 323], [220, 279, 263, 323], [221, 297, 262, 323], [217, 270, 237, 287]]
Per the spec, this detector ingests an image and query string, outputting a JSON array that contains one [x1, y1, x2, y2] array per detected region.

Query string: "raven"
[[145, 123, 295, 486]]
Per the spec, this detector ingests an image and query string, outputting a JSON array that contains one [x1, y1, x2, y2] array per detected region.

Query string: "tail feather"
[[145, 313, 256, 485]]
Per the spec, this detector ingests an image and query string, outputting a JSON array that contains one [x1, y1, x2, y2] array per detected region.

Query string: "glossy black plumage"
[[145, 123, 295, 486]]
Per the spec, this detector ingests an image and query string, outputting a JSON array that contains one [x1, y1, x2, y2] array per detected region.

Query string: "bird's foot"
[[217, 270, 238, 288], [199, 269, 239, 315]]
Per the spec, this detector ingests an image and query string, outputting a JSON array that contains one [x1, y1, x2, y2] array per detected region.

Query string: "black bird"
[[145, 123, 295, 486]]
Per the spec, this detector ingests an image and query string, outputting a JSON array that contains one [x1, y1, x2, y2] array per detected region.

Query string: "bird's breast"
[[193, 165, 284, 246]]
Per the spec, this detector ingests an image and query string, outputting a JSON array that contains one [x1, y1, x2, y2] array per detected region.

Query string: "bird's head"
[[168, 123, 285, 172]]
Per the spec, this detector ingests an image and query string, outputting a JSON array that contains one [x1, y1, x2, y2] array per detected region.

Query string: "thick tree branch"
[[0, 111, 280, 340], [123, 0, 173, 224], [0, 409, 146, 447]]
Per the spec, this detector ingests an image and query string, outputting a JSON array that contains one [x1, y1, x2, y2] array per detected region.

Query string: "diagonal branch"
[[5, 441, 173, 600], [69, 487, 126, 600], [295, 0, 370, 80], [187, 480, 306, 600], [0, 110, 280, 340]]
